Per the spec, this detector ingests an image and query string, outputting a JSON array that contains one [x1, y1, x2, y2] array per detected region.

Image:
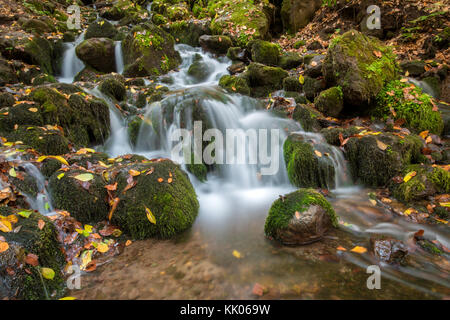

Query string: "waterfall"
[[84, 87, 132, 157], [22, 163, 54, 215], [58, 32, 86, 84], [115, 41, 124, 75]]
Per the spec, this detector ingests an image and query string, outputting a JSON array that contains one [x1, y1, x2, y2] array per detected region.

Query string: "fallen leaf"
[[125, 240, 132, 246], [376, 139, 388, 151], [232, 250, 242, 258], [0, 241, 9, 253], [350, 246, 367, 254], [403, 171, 417, 183], [25, 253, 39, 266], [252, 283, 265, 296], [145, 206, 156, 224], [73, 173, 94, 182], [336, 246, 347, 251], [41, 267, 55, 280], [38, 219, 45, 230], [314, 150, 322, 157], [97, 243, 109, 253], [129, 169, 141, 177]]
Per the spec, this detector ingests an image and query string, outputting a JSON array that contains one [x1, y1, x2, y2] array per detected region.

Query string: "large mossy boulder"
[[390, 165, 450, 203], [323, 30, 398, 110], [0, 208, 65, 300], [219, 75, 251, 95], [98, 74, 127, 102], [164, 20, 211, 47], [29, 85, 110, 147], [49, 169, 109, 223], [280, 0, 322, 33], [75, 38, 116, 73], [207, 0, 270, 46], [243, 63, 288, 98], [122, 23, 181, 77], [199, 35, 232, 55], [292, 104, 322, 132], [264, 188, 338, 245], [344, 133, 424, 187], [314, 86, 344, 118], [279, 52, 303, 70], [283, 133, 336, 189], [111, 160, 199, 239], [0, 57, 18, 86], [248, 40, 279, 66], [373, 80, 444, 135], [85, 19, 118, 40]]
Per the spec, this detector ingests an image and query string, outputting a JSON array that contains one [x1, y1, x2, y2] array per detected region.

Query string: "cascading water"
[[115, 41, 125, 75], [21, 163, 54, 215], [58, 32, 86, 83]]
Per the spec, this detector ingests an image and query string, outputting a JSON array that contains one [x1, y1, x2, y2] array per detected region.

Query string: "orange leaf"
[[37, 219, 45, 230], [350, 246, 367, 254], [0, 241, 9, 253], [25, 253, 39, 266], [336, 246, 347, 251]]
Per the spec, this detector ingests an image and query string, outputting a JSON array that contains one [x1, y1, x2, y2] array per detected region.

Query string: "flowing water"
[[114, 41, 124, 75], [49, 42, 450, 299], [57, 32, 86, 84]]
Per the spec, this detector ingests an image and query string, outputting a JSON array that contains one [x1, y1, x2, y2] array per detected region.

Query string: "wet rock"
[[248, 40, 279, 66], [304, 54, 325, 78], [344, 133, 424, 187], [85, 19, 118, 40], [242, 63, 289, 98], [0, 92, 15, 108], [49, 169, 109, 223], [187, 57, 211, 83], [227, 47, 249, 63], [100, 6, 126, 21], [76, 38, 116, 73], [314, 86, 344, 118], [370, 237, 408, 264], [323, 30, 397, 109], [303, 76, 324, 101], [265, 188, 338, 245], [99, 74, 127, 102], [164, 20, 211, 47], [122, 23, 181, 77], [283, 133, 336, 188], [0, 57, 17, 86], [280, 0, 322, 33], [390, 164, 450, 202], [292, 104, 322, 132], [0, 207, 66, 300], [227, 62, 246, 75], [307, 40, 323, 51], [19, 18, 55, 33], [199, 35, 232, 55], [400, 60, 426, 77], [283, 76, 302, 92], [219, 75, 250, 95], [279, 52, 303, 70], [111, 160, 199, 239]]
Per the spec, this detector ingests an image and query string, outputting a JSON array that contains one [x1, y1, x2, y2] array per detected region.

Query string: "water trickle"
[[407, 77, 437, 98], [114, 41, 124, 75], [22, 163, 54, 215], [58, 32, 86, 84]]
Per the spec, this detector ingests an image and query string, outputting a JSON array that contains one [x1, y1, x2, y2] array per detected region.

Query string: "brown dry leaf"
[[25, 253, 39, 266], [376, 139, 388, 151], [108, 197, 120, 221], [252, 283, 265, 296], [37, 219, 45, 230], [105, 182, 117, 191]]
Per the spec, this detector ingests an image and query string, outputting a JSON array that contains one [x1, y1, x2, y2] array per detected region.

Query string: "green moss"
[[49, 169, 109, 223], [0, 208, 65, 300], [112, 160, 199, 239], [314, 86, 343, 117], [128, 116, 142, 146], [391, 165, 450, 202], [249, 40, 279, 66], [219, 75, 251, 95], [264, 188, 338, 239], [293, 39, 306, 49], [283, 134, 335, 188], [374, 80, 443, 135], [292, 105, 321, 132]]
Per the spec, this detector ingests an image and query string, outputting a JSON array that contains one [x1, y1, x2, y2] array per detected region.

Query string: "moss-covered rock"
[[292, 104, 321, 132], [75, 38, 116, 73], [283, 75, 303, 92], [314, 86, 344, 118], [127, 116, 142, 146], [0, 208, 65, 300], [85, 19, 118, 40], [320, 126, 360, 146], [207, 0, 270, 46], [283, 133, 336, 189], [344, 133, 424, 187], [111, 160, 199, 239], [49, 169, 108, 223], [303, 76, 324, 101], [390, 164, 450, 202], [98, 74, 127, 102], [5, 126, 70, 155], [198, 35, 232, 55], [227, 47, 247, 62], [279, 52, 303, 70], [243, 62, 289, 98], [0, 57, 17, 86], [29, 84, 110, 147], [122, 23, 181, 77], [187, 57, 211, 83], [248, 40, 279, 66], [280, 0, 322, 33], [373, 80, 443, 135], [323, 30, 398, 110], [218, 75, 251, 95], [264, 188, 338, 245], [164, 20, 211, 47]]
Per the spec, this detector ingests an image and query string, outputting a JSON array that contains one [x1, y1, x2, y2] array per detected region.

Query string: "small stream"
[[38, 33, 450, 299]]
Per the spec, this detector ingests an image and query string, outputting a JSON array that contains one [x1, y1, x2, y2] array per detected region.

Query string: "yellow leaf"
[[73, 173, 94, 182], [129, 169, 141, 177], [76, 148, 95, 154], [369, 199, 377, 206], [419, 130, 429, 139], [28, 108, 38, 113], [41, 267, 55, 280], [404, 208, 416, 215], [376, 139, 388, 151], [17, 210, 32, 218], [439, 202, 450, 207], [84, 225, 93, 233], [57, 173, 65, 180], [37, 155, 69, 166], [403, 171, 417, 183], [298, 74, 305, 85], [59, 297, 77, 300], [145, 206, 156, 224], [0, 241, 9, 253], [232, 250, 242, 258], [314, 150, 322, 157], [350, 246, 367, 254], [9, 168, 16, 177], [97, 243, 109, 253], [0, 220, 12, 232]]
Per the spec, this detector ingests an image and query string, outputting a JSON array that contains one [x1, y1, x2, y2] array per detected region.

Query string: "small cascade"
[[22, 163, 54, 215], [58, 32, 86, 83], [407, 77, 438, 98], [147, 2, 153, 20], [114, 41, 125, 74], [85, 87, 132, 157]]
